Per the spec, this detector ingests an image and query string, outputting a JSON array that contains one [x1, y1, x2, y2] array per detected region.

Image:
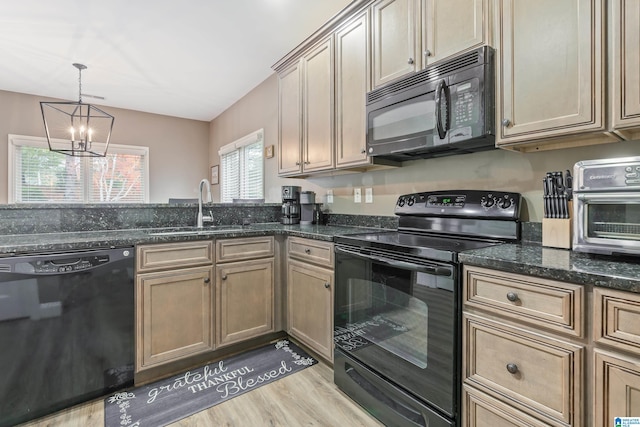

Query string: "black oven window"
[[335, 255, 454, 371]]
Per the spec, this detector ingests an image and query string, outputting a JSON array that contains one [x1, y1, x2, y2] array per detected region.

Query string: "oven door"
[[334, 245, 457, 418], [574, 192, 640, 255]]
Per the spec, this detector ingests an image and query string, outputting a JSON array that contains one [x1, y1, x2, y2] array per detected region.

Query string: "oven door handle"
[[335, 246, 452, 277]]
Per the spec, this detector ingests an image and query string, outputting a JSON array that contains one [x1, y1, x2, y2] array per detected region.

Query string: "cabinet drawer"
[[288, 237, 334, 268], [216, 236, 274, 263], [463, 314, 583, 426], [464, 266, 584, 337], [463, 385, 552, 427], [136, 241, 214, 272], [594, 287, 640, 354]]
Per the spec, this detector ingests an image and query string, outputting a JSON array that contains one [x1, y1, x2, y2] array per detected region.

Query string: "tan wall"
[[0, 89, 210, 204], [210, 75, 640, 222]]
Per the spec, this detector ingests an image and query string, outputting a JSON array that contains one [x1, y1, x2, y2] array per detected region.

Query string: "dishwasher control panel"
[[2, 248, 133, 275]]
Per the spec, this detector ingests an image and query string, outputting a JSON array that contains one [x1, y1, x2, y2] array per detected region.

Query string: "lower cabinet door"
[[216, 258, 275, 347], [287, 259, 334, 361], [136, 266, 214, 371], [463, 385, 552, 427], [594, 349, 640, 426]]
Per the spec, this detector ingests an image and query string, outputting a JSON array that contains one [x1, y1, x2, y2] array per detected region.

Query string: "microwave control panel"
[[575, 157, 640, 191]]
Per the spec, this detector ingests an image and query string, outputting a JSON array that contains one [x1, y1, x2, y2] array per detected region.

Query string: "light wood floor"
[[19, 362, 383, 427]]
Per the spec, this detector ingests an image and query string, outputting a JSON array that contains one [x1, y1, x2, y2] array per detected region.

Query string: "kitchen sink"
[[147, 225, 243, 236]]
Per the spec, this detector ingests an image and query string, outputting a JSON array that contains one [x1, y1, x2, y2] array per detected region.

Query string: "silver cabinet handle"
[[361, 148, 366, 154], [204, 277, 210, 283], [295, 161, 300, 166], [304, 248, 311, 254], [221, 274, 227, 280], [506, 363, 519, 374], [506, 292, 519, 302], [407, 58, 414, 65], [324, 283, 330, 289], [424, 49, 431, 57], [502, 119, 511, 127]]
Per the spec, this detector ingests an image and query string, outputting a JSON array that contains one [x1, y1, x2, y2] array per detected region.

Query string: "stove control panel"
[[395, 190, 521, 219]]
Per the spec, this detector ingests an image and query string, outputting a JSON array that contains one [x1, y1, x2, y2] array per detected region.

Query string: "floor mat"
[[104, 340, 317, 427]]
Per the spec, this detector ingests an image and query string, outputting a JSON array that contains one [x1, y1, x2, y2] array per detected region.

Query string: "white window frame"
[[218, 129, 264, 203], [8, 134, 150, 203]]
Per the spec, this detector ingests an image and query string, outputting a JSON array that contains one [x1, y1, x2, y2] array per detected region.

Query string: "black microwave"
[[366, 46, 495, 161]]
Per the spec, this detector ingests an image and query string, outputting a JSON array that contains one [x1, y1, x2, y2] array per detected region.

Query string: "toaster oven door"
[[574, 192, 640, 255]]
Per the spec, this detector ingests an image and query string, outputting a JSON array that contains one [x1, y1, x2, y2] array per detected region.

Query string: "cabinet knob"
[[204, 277, 210, 283], [506, 363, 519, 374], [501, 118, 511, 127], [506, 292, 519, 302], [221, 274, 227, 280], [407, 58, 414, 65], [324, 282, 331, 289], [304, 161, 310, 165], [295, 161, 301, 166], [424, 49, 431, 57], [361, 148, 366, 154], [304, 248, 311, 254]]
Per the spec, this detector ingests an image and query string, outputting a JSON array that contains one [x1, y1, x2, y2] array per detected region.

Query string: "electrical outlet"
[[354, 188, 361, 203], [365, 188, 373, 203], [327, 189, 334, 204]]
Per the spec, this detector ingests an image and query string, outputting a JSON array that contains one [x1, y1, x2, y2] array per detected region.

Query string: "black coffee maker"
[[281, 186, 301, 224]]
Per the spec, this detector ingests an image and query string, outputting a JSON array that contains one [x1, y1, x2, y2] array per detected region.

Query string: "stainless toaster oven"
[[573, 156, 640, 256]]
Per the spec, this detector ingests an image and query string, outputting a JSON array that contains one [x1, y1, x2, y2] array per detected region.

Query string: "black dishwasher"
[[0, 247, 135, 427]]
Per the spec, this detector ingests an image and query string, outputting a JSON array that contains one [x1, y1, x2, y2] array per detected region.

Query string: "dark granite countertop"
[[459, 243, 640, 293], [0, 223, 386, 256]]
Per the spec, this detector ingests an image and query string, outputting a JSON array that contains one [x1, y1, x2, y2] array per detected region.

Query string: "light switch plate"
[[365, 188, 373, 203], [327, 189, 334, 204], [354, 188, 361, 203]]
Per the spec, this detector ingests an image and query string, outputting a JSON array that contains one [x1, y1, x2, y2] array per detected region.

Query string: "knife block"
[[542, 200, 573, 249], [542, 218, 572, 249]]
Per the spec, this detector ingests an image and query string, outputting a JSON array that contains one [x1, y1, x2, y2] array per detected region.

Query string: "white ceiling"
[[0, 0, 352, 122]]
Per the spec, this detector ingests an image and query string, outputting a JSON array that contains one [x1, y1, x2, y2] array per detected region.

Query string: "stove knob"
[[498, 198, 512, 209], [398, 198, 405, 207], [407, 196, 415, 206], [481, 197, 495, 208]]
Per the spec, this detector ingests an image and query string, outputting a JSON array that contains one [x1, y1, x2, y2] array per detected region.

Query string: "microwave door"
[[367, 89, 440, 157]]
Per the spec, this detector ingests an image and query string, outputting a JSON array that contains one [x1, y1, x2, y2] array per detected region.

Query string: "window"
[[219, 129, 264, 203], [8, 135, 149, 203]]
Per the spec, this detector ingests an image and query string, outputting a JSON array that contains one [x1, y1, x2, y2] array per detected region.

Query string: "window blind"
[[9, 135, 149, 203], [219, 129, 264, 203]]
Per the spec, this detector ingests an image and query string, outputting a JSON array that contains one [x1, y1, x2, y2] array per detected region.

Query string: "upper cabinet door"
[[497, 0, 604, 144], [371, 0, 421, 88], [302, 37, 335, 173], [422, 0, 488, 66], [335, 11, 371, 168], [611, 0, 640, 136], [278, 61, 303, 176]]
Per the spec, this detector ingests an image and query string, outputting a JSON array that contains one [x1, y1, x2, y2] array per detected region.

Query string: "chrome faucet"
[[196, 179, 213, 228]]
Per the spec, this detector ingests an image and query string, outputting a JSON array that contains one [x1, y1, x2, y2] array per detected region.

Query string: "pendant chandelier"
[[40, 63, 114, 157]]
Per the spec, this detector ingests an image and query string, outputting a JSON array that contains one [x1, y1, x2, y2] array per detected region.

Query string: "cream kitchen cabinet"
[[287, 237, 334, 362], [371, 0, 491, 88], [593, 287, 640, 426], [215, 237, 275, 348], [335, 10, 371, 168], [371, 0, 421, 88], [495, 0, 620, 152], [421, 0, 490, 66], [277, 36, 334, 176], [610, 0, 640, 141], [462, 265, 585, 426], [135, 241, 215, 372]]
